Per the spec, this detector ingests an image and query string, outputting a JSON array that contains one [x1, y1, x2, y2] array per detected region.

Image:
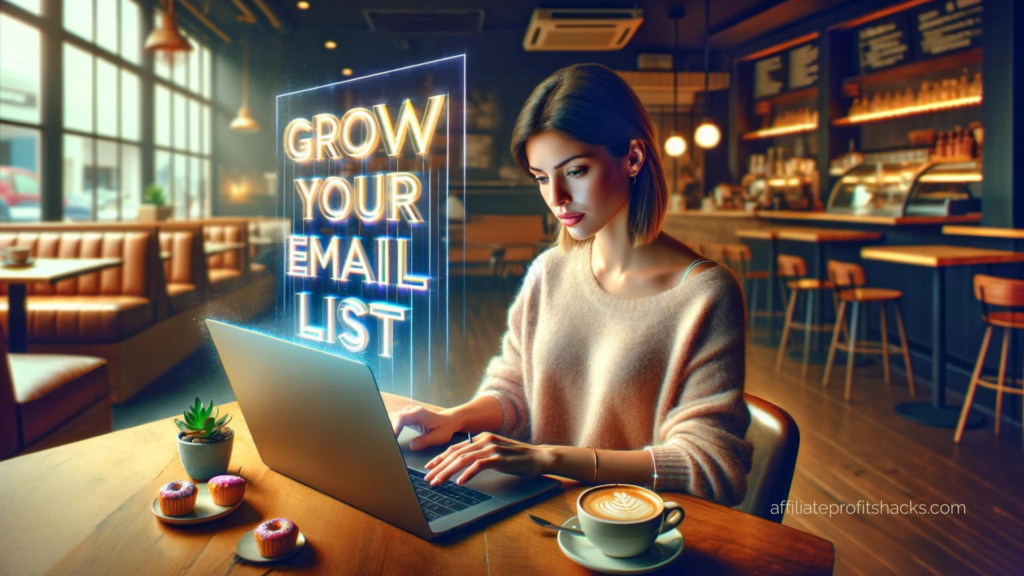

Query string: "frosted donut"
[[158, 481, 197, 516], [254, 518, 299, 558]]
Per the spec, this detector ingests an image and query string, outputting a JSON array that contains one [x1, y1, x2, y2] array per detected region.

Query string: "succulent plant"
[[175, 396, 232, 442]]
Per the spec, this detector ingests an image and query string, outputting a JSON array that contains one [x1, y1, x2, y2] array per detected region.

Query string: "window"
[[153, 16, 212, 219], [61, 0, 144, 222], [0, 12, 43, 222]]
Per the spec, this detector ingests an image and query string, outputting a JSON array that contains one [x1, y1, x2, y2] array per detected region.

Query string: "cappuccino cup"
[[576, 484, 685, 558], [4, 246, 30, 264]]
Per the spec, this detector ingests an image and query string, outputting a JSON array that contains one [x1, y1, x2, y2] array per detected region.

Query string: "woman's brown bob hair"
[[510, 63, 668, 250]]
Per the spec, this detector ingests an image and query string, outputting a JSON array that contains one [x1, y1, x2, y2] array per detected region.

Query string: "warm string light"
[[297, 1, 310, 9], [665, 135, 686, 157], [325, 40, 337, 50]]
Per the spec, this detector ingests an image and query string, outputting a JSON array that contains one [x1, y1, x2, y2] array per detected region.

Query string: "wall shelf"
[[742, 123, 818, 140], [832, 96, 982, 126]]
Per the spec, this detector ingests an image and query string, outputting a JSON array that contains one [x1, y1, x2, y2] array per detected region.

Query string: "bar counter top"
[[667, 209, 983, 226]]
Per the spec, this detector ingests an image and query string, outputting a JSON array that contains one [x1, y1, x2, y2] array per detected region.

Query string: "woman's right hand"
[[389, 404, 464, 450]]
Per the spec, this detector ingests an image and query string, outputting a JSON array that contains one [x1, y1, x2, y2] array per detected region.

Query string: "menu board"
[[753, 54, 786, 99], [913, 0, 982, 58], [788, 42, 820, 91], [858, 14, 913, 73]]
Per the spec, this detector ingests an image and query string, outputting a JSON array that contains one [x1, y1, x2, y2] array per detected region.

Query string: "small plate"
[[557, 515, 684, 575], [2, 257, 35, 268], [236, 528, 307, 563], [151, 483, 242, 525]]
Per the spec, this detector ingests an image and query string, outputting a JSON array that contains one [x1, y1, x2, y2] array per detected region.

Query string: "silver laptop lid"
[[206, 319, 433, 540]]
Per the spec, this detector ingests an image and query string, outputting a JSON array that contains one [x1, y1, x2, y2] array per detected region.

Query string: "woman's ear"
[[626, 139, 646, 177]]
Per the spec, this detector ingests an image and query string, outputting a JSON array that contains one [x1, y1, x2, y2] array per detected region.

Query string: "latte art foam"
[[583, 489, 660, 521]]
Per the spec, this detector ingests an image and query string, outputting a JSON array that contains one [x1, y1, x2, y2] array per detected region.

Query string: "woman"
[[391, 63, 752, 506]]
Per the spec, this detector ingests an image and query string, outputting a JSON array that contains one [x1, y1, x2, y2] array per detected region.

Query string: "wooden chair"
[[736, 393, 800, 524], [775, 254, 835, 379], [0, 325, 110, 461], [955, 274, 1024, 445], [721, 244, 774, 332], [822, 260, 915, 402]]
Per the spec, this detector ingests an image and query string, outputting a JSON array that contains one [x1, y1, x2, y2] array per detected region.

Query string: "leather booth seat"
[[0, 231, 157, 344], [0, 296, 152, 343], [10, 353, 108, 447], [204, 222, 248, 292], [159, 229, 200, 312]]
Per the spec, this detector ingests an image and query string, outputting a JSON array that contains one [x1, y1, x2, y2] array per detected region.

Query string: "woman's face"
[[525, 130, 632, 241]]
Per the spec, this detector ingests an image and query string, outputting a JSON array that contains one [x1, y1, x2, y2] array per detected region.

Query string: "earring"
[[630, 170, 637, 185]]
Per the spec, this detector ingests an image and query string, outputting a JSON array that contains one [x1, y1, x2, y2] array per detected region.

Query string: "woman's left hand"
[[423, 432, 555, 486]]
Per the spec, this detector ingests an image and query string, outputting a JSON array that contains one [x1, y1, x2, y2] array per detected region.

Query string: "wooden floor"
[[425, 290, 1024, 576]]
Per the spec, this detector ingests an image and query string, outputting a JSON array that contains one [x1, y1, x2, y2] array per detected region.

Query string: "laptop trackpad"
[[397, 428, 556, 499]]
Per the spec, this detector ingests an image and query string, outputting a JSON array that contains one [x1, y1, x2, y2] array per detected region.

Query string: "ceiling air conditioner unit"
[[523, 9, 643, 52]]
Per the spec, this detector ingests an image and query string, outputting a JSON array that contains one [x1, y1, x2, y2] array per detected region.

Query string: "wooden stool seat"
[[955, 274, 1024, 446], [786, 278, 832, 291], [746, 270, 772, 281], [837, 287, 903, 302], [985, 311, 1024, 329], [719, 243, 778, 333], [823, 260, 915, 401], [775, 254, 837, 379]]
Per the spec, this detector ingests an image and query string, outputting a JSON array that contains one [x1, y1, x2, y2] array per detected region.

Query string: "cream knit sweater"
[[473, 243, 753, 506]]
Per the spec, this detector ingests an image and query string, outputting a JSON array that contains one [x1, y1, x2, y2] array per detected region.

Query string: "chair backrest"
[[0, 230, 153, 297], [973, 274, 1024, 307], [705, 243, 728, 263], [202, 219, 249, 271], [827, 259, 865, 289], [777, 254, 807, 278], [736, 393, 800, 523]]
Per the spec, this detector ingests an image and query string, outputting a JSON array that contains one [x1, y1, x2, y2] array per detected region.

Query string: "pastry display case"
[[827, 161, 981, 217]]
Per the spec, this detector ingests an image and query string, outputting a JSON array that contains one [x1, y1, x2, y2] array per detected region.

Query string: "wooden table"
[[0, 257, 122, 352], [776, 229, 883, 360], [861, 245, 1024, 427], [205, 242, 246, 256], [0, 395, 835, 576]]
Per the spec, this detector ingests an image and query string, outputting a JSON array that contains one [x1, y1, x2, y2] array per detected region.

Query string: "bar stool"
[[775, 254, 835, 379], [721, 244, 776, 332], [823, 260, 915, 402], [955, 274, 1024, 445]]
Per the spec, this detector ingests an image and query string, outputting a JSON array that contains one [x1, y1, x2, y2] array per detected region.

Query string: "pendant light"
[[695, 0, 721, 149], [664, 10, 686, 158], [231, 26, 260, 133], [145, 0, 193, 67]]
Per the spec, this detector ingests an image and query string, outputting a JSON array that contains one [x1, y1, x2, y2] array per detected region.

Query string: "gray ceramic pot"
[[177, 430, 234, 481]]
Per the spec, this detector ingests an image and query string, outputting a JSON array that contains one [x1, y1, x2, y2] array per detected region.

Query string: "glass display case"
[[827, 161, 981, 217]]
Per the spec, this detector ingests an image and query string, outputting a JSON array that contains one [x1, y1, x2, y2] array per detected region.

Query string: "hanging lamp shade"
[[231, 28, 260, 133], [145, 0, 192, 63]]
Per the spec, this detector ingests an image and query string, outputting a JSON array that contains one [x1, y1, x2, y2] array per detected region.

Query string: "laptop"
[[206, 319, 561, 540]]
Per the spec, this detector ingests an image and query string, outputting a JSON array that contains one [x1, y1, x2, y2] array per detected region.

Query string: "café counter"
[[663, 208, 1023, 433]]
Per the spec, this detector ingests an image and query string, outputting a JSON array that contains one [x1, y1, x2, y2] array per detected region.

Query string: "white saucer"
[[2, 257, 35, 268], [236, 528, 307, 563], [557, 515, 684, 575], [151, 483, 242, 525]]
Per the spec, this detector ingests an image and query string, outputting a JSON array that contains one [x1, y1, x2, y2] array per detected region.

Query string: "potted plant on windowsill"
[[175, 396, 234, 481], [138, 184, 173, 221]]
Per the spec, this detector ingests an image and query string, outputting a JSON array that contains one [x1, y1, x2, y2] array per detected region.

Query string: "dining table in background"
[[0, 257, 123, 353], [0, 394, 835, 576], [204, 241, 247, 256], [860, 244, 1024, 427]]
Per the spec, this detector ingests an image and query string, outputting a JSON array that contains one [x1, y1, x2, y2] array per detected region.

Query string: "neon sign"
[[275, 56, 465, 393]]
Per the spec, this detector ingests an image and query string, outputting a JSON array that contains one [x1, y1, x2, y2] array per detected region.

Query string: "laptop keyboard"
[[408, 469, 493, 522]]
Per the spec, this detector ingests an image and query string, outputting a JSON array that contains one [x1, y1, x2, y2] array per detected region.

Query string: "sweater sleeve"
[[645, 268, 753, 506], [471, 267, 537, 441]]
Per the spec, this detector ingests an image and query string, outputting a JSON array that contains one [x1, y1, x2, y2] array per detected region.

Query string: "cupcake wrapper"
[[209, 483, 245, 506], [255, 531, 299, 558]]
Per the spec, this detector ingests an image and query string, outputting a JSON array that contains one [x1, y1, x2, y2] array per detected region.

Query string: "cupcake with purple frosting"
[[207, 474, 246, 506], [254, 518, 299, 558]]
